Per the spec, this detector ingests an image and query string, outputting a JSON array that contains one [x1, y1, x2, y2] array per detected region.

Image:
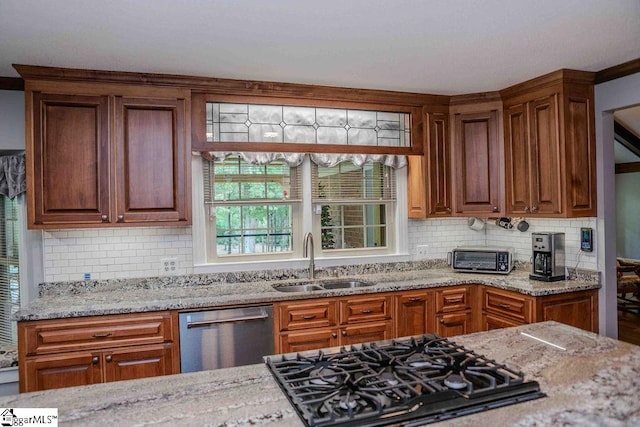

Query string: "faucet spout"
[[303, 232, 315, 280]]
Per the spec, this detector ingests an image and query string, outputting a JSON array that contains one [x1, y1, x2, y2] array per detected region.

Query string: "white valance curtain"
[[0, 153, 26, 199], [200, 152, 406, 169]]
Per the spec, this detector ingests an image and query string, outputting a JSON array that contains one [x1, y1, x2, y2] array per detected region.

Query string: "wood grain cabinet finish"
[[25, 80, 191, 228], [479, 286, 598, 334], [274, 295, 393, 353], [30, 93, 111, 225], [452, 110, 501, 215], [395, 290, 433, 338], [502, 70, 596, 217], [18, 312, 179, 392], [434, 286, 473, 338], [408, 110, 451, 218]]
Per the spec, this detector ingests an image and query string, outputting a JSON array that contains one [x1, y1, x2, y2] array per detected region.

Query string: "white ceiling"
[[1, 0, 639, 95]]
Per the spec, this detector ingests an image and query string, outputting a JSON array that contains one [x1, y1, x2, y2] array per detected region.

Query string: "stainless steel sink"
[[321, 280, 376, 289], [272, 283, 324, 292]]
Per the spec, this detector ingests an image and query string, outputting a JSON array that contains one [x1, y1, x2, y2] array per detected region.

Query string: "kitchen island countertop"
[[0, 321, 637, 426], [15, 267, 599, 321]]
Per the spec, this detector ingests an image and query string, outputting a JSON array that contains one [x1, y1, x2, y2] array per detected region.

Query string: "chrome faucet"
[[303, 232, 315, 280]]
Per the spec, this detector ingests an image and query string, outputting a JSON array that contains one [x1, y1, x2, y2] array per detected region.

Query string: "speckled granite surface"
[[0, 322, 637, 426], [15, 261, 600, 321]]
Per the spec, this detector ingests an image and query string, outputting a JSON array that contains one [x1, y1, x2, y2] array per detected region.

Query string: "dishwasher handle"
[[186, 311, 269, 329]]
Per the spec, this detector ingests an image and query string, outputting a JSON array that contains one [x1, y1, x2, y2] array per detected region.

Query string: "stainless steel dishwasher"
[[178, 305, 274, 373]]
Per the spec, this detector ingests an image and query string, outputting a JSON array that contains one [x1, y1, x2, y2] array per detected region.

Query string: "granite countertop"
[[0, 321, 637, 426], [15, 264, 600, 321]]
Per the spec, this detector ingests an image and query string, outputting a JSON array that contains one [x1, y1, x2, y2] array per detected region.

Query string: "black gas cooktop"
[[265, 334, 545, 426]]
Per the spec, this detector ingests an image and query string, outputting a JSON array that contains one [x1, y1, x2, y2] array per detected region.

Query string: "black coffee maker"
[[530, 232, 565, 281]]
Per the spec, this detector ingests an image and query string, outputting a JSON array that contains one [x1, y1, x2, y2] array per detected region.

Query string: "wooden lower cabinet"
[[19, 311, 179, 392], [435, 311, 473, 337], [480, 286, 598, 333], [395, 290, 433, 338], [275, 285, 598, 353], [481, 312, 526, 331]]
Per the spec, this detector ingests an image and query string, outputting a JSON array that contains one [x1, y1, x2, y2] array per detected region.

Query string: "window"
[[203, 156, 302, 260], [312, 162, 395, 251], [202, 155, 399, 264], [0, 196, 19, 344]]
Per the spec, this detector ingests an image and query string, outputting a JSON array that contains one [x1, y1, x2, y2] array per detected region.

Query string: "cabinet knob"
[[493, 206, 498, 212], [532, 206, 538, 213], [446, 207, 452, 214], [332, 332, 338, 338], [105, 355, 112, 363], [524, 206, 531, 213], [341, 330, 347, 336], [117, 215, 124, 222], [101, 214, 108, 222], [439, 318, 444, 324], [92, 356, 99, 364]]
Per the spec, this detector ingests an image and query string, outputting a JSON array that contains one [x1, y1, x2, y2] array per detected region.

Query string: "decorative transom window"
[[205, 102, 411, 147], [202, 155, 399, 263]]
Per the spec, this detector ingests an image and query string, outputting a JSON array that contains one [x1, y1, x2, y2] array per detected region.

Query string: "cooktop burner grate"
[[265, 334, 545, 427]]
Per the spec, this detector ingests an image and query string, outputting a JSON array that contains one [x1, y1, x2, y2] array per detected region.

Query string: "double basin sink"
[[273, 279, 376, 293]]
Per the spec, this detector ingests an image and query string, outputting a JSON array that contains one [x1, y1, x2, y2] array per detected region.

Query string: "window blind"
[[0, 196, 19, 344], [203, 157, 302, 204], [311, 161, 396, 202]]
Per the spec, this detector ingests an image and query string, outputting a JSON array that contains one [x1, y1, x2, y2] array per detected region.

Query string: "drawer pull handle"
[[92, 332, 113, 338], [92, 356, 99, 364], [105, 355, 112, 363], [360, 309, 373, 314], [408, 297, 423, 302], [498, 303, 512, 309], [301, 315, 317, 320], [447, 298, 463, 303]]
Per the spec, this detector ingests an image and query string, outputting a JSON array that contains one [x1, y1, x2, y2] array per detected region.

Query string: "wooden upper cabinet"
[[30, 93, 111, 226], [502, 70, 596, 218], [115, 97, 188, 224], [407, 109, 451, 218], [24, 79, 191, 229], [452, 110, 501, 215]]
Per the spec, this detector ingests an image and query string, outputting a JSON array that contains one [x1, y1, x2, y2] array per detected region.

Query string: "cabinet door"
[[565, 95, 596, 216], [395, 291, 433, 337], [481, 312, 525, 331], [535, 290, 598, 333], [407, 155, 427, 218], [115, 96, 189, 224], [435, 312, 471, 338], [529, 95, 562, 215], [453, 111, 501, 214], [30, 93, 110, 226], [340, 321, 393, 346], [103, 344, 175, 383], [426, 112, 451, 216], [278, 329, 339, 353], [504, 103, 532, 215], [22, 352, 102, 392]]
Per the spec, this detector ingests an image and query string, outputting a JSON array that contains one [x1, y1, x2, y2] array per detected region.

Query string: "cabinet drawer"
[[276, 300, 337, 331], [339, 295, 392, 324], [484, 288, 532, 323], [435, 287, 470, 313], [21, 312, 175, 356]]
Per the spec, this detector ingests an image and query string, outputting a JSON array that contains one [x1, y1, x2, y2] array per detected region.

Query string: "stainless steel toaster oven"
[[448, 247, 514, 274]]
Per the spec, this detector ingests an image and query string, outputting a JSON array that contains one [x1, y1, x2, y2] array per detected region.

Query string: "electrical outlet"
[[161, 257, 179, 275], [416, 245, 429, 258]]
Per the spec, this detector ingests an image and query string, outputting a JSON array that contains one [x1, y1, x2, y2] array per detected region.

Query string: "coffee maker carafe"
[[530, 232, 565, 282]]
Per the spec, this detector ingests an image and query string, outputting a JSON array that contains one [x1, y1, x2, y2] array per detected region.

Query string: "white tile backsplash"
[[42, 217, 598, 282], [43, 227, 194, 281], [408, 217, 598, 271]]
